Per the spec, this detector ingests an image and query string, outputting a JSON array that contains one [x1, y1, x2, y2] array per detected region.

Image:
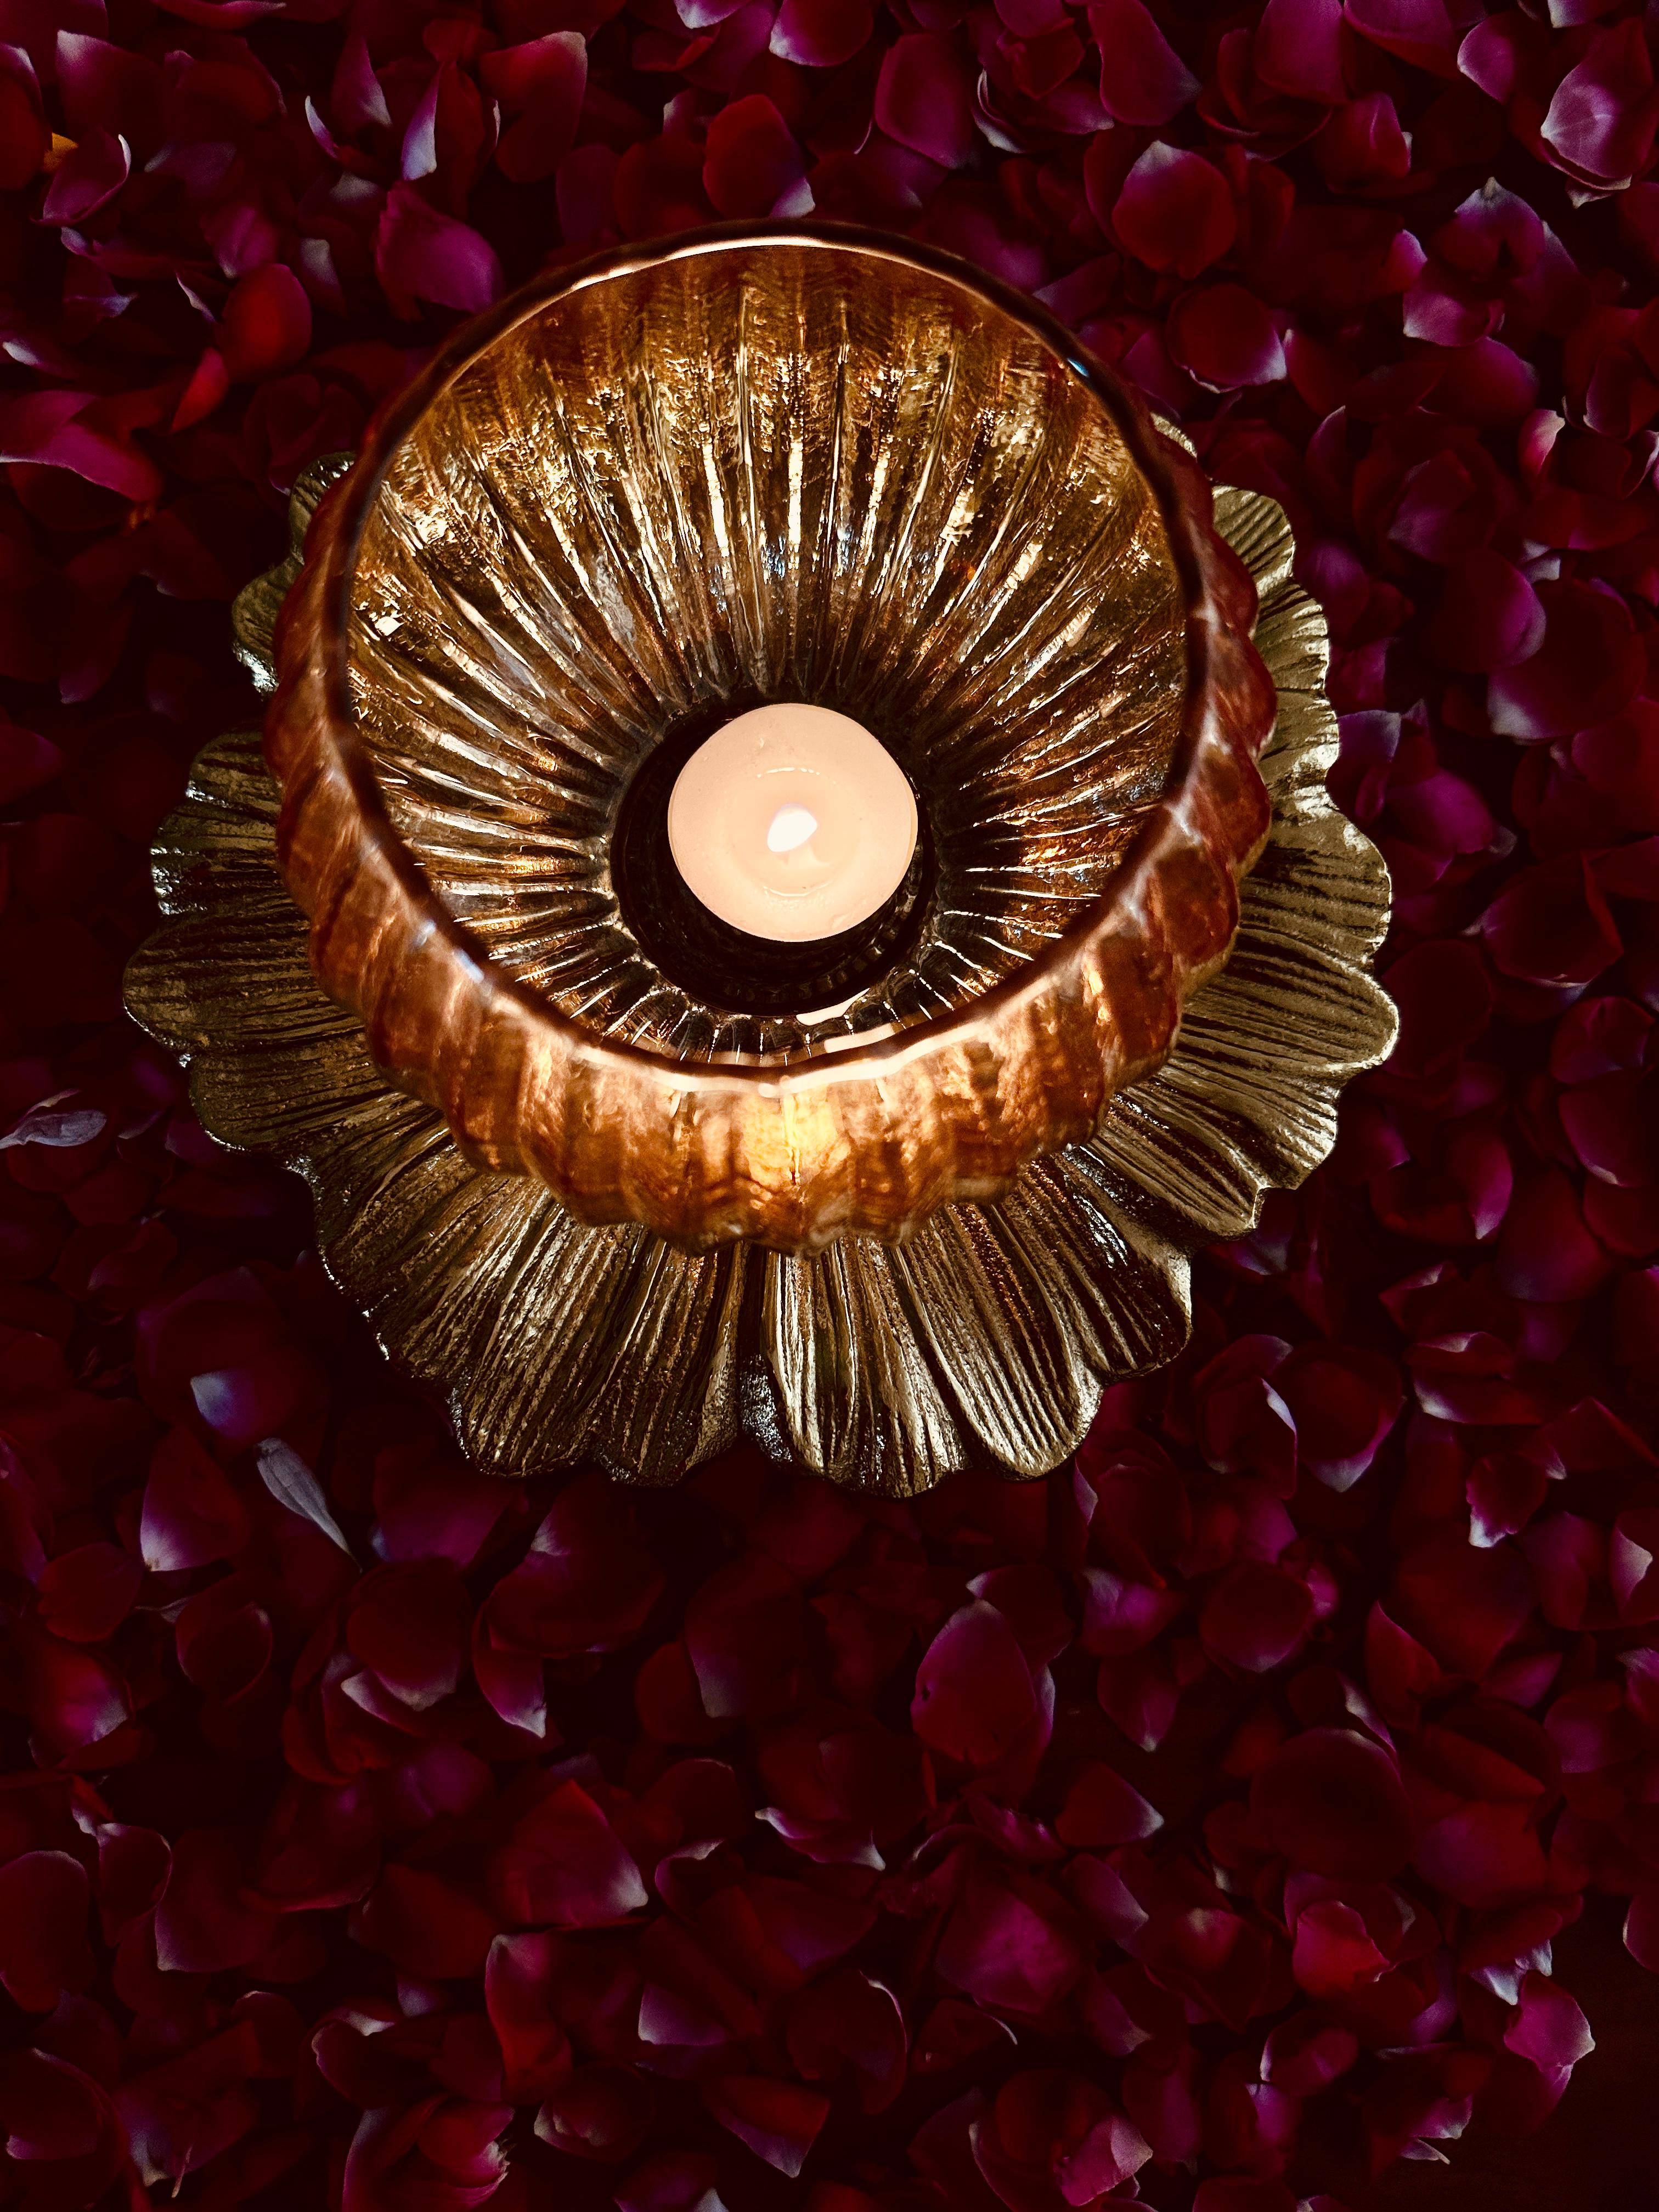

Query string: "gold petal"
[[879, 1203, 1089, 1476], [763, 1240, 967, 1494], [763, 1156, 1190, 1486], [231, 456, 351, 690], [390, 1196, 744, 1487], [967, 1157, 1190, 1443], [1212, 483, 1294, 599], [125, 913, 353, 1059], [306, 1085, 745, 1486]]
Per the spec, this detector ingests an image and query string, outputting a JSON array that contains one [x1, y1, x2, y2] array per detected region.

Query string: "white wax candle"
[[666, 704, 917, 943]]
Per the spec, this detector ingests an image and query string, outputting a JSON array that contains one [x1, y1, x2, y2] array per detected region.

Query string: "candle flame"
[[766, 803, 819, 855]]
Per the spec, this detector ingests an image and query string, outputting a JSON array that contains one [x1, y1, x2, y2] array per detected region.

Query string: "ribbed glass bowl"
[[265, 227, 1275, 1252]]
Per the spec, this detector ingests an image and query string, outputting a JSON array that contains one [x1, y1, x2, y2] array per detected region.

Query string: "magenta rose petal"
[[1168, 284, 1287, 388], [1541, 19, 1658, 189], [703, 94, 806, 216], [375, 184, 503, 318], [911, 1600, 1039, 1767], [702, 2074, 830, 2176], [1505, 1969, 1595, 2069], [1254, 0, 1347, 101], [0, 1852, 93, 2012], [874, 32, 979, 168], [488, 1780, 648, 1928], [771, 0, 874, 67], [1247, 1729, 1414, 1876], [935, 1869, 1084, 2015], [38, 127, 130, 225], [481, 34, 587, 185], [1090, 0, 1200, 125], [1113, 144, 1236, 278], [1343, 0, 1458, 75]]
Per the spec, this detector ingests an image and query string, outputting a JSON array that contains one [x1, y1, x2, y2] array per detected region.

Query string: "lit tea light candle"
[[667, 704, 917, 943]]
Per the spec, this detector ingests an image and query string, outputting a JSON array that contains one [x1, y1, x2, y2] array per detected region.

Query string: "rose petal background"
[[2, 2, 1658, 2208]]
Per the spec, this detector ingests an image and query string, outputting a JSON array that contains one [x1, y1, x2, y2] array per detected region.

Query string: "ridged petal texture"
[[128, 445, 1395, 1493]]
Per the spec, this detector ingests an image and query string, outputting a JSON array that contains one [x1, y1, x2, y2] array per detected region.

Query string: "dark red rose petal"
[[702, 2074, 829, 2176], [1343, 0, 1457, 75], [0, 1851, 92, 2011], [1056, 1760, 1164, 1847], [219, 264, 312, 382], [1427, 550, 1547, 673], [4, 8, 1659, 2202], [346, 1559, 470, 1710], [1167, 284, 1286, 388], [771, 0, 873, 67], [703, 93, 805, 217], [1090, 0, 1200, 125], [1482, 857, 1621, 990], [351, 1864, 501, 1979], [1200, 1561, 1316, 1672], [875, 33, 978, 168], [1487, 581, 1645, 742], [480, 33, 586, 184], [376, 184, 503, 317], [1247, 1729, 1414, 1877], [488, 1780, 647, 1928], [154, 1829, 279, 1973], [1113, 144, 1235, 278]]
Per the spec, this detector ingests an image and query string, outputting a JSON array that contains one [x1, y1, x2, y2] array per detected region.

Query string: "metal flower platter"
[[125, 224, 1396, 1497]]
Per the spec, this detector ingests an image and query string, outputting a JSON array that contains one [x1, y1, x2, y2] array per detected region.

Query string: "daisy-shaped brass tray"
[[126, 229, 1395, 1493]]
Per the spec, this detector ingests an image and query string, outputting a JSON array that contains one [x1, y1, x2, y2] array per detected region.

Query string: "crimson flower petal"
[[702, 2073, 829, 2176], [1113, 144, 1235, 278], [771, 0, 873, 67], [0, 1850, 92, 2010], [874, 32, 978, 168], [376, 184, 503, 318], [1247, 1729, 1414, 1877], [488, 1780, 647, 1928], [1167, 283, 1286, 388], [912, 1601, 1039, 1767], [703, 93, 806, 217], [1090, 0, 1200, 125]]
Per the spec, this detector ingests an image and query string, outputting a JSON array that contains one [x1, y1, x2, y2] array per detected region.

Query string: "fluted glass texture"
[[262, 233, 1275, 1250], [345, 249, 1187, 1060]]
